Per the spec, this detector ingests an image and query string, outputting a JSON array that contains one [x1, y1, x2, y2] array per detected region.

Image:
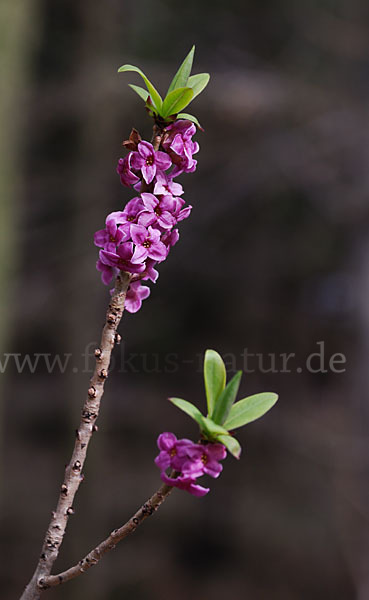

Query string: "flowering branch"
[[39, 481, 174, 590], [20, 271, 131, 600], [19, 46, 279, 600]]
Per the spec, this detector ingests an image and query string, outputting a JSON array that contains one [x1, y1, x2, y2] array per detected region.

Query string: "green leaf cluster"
[[118, 46, 209, 128], [169, 350, 278, 458]]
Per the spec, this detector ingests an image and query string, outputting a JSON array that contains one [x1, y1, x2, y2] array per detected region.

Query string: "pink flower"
[[94, 219, 130, 251], [162, 120, 199, 174], [117, 153, 140, 187], [99, 243, 145, 275], [119, 197, 145, 225], [141, 259, 159, 283], [95, 119, 200, 292], [154, 433, 227, 497], [125, 281, 150, 313], [138, 193, 177, 230], [131, 141, 172, 184], [182, 443, 227, 479], [161, 228, 180, 248], [155, 432, 198, 472], [96, 258, 117, 285], [153, 171, 183, 196], [161, 473, 209, 497], [130, 224, 168, 263]]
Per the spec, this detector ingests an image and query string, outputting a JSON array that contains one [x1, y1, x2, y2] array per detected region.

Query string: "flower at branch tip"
[[130, 224, 168, 263], [181, 442, 227, 479], [95, 119, 199, 295], [155, 432, 197, 471], [125, 281, 150, 313], [154, 432, 227, 497], [162, 120, 199, 174], [131, 141, 172, 184]]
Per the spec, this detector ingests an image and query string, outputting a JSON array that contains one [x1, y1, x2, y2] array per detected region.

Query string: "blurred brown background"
[[1, 0, 369, 598]]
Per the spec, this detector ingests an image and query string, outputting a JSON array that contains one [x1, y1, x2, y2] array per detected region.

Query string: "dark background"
[[1, 1, 369, 598]]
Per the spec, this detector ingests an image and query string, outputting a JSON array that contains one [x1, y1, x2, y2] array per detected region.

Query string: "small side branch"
[[20, 271, 131, 600], [40, 481, 174, 589]]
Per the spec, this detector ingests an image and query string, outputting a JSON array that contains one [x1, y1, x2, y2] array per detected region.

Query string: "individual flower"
[[171, 197, 192, 222], [182, 443, 227, 479], [153, 171, 183, 196], [96, 258, 118, 286], [162, 120, 199, 173], [138, 193, 177, 230], [161, 472, 209, 497], [116, 153, 140, 187], [155, 432, 198, 472], [125, 281, 150, 313], [131, 141, 172, 184], [171, 160, 197, 178], [94, 218, 130, 251], [118, 196, 145, 224], [130, 224, 168, 263], [161, 228, 180, 248], [100, 242, 145, 275], [141, 258, 159, 283]]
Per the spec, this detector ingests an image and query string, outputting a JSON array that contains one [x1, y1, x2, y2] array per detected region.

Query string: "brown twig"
[[40, 480, 174, 589], [20, 271, 132, 600]]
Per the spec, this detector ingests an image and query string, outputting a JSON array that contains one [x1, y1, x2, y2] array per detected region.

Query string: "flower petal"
[[148, 241, 168, 262], [155, 151, 172, 171], [158, 212, 176, 229], [138, 212, 157, 228], [138, 140, 154, 159], [157, 432, 177, 451], [141, 192, 158, 211], [141, 163, 156, 184], [155, 451, 171, 471], [106, 211, 126, 225], [130, 224, 148, 246], [130, 152, 144, 171], [131, 245, 149, 263], [117, 242, 134, 261], [94, 229, 108, 248]]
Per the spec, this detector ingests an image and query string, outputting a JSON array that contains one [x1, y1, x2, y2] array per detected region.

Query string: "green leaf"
[[118, 64, 163, 112], [169, 397, 205, 429], [211, 371, 242, 425], [217, 434, 242, 459], [223, 393, 279, 430], [177, 113, 203, 130], [204, 350, 226, 416], [128, 84, 149, 102], [161, 87, 194, 118], [187, 73, 210, 100], [201, 417, 230, 439], [167, 45, 195, 94]]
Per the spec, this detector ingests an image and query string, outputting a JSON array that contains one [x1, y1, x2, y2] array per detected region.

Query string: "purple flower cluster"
[[94, 120, 199, 313], [155, 432, 227, 497]]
